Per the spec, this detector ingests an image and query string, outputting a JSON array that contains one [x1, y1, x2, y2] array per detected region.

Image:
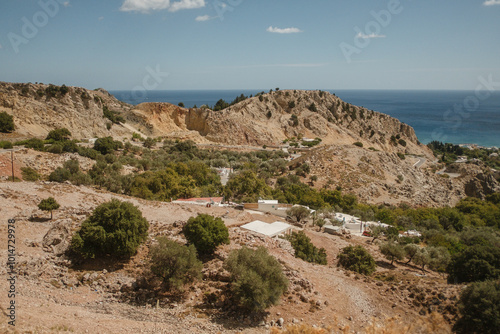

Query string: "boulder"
[[42, 219, 71, 256]]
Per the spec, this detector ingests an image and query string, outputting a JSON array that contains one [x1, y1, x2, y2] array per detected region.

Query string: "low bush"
[[182, 214, 229, 256], [0, 140, 13, 149], [287, 231, 327, 265], [150, 237, 202, 290], [0, 111, 15, 133], [70, 199, 149, 259], [224, 246, 288, 311], [46, 128, 71, 141], [21, 167, 40, 181], [337, 245, 376, 275]]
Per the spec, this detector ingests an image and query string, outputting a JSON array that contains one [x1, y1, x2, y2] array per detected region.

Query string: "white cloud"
[[0, 44, 2, 49], [98, 16, 104, 21], [169, 0, 205, 12], [484, 0, 500, 5], [266, 26, 303, 34], [356, 32, 386, 39], [120, 0, 205, 13], [195, 15, 215, 22], [63, 1, 70, 7]]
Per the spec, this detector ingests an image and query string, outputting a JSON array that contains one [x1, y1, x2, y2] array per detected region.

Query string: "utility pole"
[[11, 150, 15, 181]]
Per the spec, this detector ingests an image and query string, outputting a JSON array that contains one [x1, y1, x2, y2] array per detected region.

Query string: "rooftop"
[[241, 220, 292, 238]]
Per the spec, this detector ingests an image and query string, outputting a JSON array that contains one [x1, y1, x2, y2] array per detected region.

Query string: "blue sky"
[[0, 0, 499, 90]]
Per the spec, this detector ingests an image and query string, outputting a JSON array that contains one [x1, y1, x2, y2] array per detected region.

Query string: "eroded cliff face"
[[130, 90, 432, 158], [0, 82, 133, 139]]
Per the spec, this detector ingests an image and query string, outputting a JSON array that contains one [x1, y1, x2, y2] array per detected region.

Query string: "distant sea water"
[[109, 89, 500, 148]]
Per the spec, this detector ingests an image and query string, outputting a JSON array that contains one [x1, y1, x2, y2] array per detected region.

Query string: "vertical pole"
[[11, 150, 15, 181]]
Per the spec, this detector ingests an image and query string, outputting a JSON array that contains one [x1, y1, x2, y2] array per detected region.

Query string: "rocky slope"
[[0, 82, 430, 157], [0, 82, 134, 140], [0, 181, 456, 333], [131, 90, 431, 157], [1, 82, 498, 206]]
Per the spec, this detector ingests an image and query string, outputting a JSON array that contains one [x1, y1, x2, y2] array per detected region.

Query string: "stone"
[[277, 318, 284, 327], [42, 220, 72, 256]]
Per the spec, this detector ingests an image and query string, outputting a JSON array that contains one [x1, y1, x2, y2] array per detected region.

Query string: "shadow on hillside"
[[29, 216, 52, 223], [376, 260, 397, 270], [69, 255, 127, 272]]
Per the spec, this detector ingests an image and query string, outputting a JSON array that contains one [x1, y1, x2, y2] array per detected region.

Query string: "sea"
[[109, 89, 500, 148]]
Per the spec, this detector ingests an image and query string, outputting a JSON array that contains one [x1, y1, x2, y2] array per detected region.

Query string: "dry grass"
[[270, 313, 450, 334], [365, 313, 450, 334]]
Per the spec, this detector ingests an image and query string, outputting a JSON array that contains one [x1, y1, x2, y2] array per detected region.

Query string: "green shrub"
[[447, 244, 500, 283], [453, 280, 500, 334], [308, 103, 318, 112], [21, 167, 40, 181], [21, 138, 45, 150], [94, 136, 122, 155], [182, 214, 229, 256], [337, 245, 376, 275], [38, 197, 60, 220], [150, 237, 202, 290], [287, 231, 327, 265], [0, 111, 15, 133], [49, 167, 71, 182], [143, 137, 155, 149], [77, 146, 100, 160], [397, 152, 406, 160], [102, 106, 125, 124], [0, 140, 13, 149], [47, 143, 63, 154], [70, 199, 149, 259], [288, 101, 295, 109], [46, 128, 71, 141], [224, 246, 288, 311], [353, 142, 363, 148], [398, 139, 407, 147]]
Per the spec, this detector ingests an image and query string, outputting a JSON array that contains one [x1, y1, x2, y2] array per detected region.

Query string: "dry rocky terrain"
[[0, 82, 497, 333], [0, 181, 457, 333]]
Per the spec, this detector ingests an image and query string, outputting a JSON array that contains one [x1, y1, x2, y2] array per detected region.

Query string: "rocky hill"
[[0, 82, 134, 140], [131, 90, 431, 158], [1, 82, 498, 206], [0, 83, 430, 157]]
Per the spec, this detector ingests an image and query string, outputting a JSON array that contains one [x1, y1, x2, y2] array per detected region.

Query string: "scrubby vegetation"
[[46, 128, 71, 141], [453, 280, 500, 334], [224, 246, 288, 311], [428, 140, 500, 169], [70, 199, 149, 259], [21, 167, 40, 181], [287, 231, 327, 265], [103, 106, 125, 124], [182, 214, 229, 256], [149, 237, 202, 291], [337, 245, 376, 275], [0, 111, 15, 132]]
